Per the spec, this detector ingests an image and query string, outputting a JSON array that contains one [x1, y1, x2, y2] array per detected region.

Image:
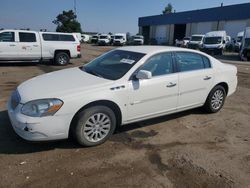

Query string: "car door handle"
[[167, 82, 177, 88], [204, 76, 212, 80], [9, 44, 16, 47]]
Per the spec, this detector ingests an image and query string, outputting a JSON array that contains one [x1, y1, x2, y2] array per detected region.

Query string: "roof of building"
[[139, 3, 250, 26]]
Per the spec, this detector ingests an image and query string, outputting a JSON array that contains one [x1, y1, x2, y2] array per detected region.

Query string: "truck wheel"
[[204, 85, 226, 113], [72, 106, 116, 147], [55, 52, 70, 66]]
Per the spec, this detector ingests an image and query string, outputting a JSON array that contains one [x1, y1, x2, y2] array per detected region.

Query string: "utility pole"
[[74, 0, 76, 15]]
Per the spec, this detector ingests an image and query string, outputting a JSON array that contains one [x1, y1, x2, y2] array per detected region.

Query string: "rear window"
[[42, 34, 75, 41], [0, 32, 15, 42], [19, 32, 36, 42]]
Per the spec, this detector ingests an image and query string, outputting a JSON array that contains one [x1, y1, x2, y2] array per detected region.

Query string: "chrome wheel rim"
[[211, 90, 224, 110], [58, 55, 67, 64], [83, 113, 111, 143]]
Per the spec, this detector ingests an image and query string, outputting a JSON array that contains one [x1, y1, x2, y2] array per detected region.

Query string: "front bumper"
[[7, 100, 70, 141]]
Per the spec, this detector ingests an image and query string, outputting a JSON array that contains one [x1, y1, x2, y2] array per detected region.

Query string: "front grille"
[[11, 90, 21, 110], [188, 43, 199, 49]]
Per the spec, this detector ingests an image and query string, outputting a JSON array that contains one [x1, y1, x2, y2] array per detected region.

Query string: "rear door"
[[174, 52, 214, 109], [0, 31, 18, 60], [16, 31, 41, 60]]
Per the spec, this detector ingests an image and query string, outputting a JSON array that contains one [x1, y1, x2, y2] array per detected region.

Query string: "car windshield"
[[204, 37, 222, 44], [237, 36, 243, 42], [100, 36, 108, 39], [191, 36, 203, 41], [244, 38, 250, 48], [82, 50, 145, 80], [134, 36, 143, 39], [115, 36, 123, 39]]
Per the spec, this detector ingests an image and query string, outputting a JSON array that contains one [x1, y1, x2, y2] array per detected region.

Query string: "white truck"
[[113, 33, 127, 46], [240, 27, 250, 61], [98, 34, 111, 46], [187, 34, 204, 49], [201, 31, 227, 55], [132, 35, 144, 45], [0, 30, 81, 65], [235, 31, 244, 52]]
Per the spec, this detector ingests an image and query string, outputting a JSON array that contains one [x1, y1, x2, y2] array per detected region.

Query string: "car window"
[[59, 34, 75, 41], [203, 56, 211, 69], [176, 52, 205, 72], [19, 32, 36, 42], [0, 32, 15, 42], [42, 34, 60, 41], [139, 53, 174, 77]]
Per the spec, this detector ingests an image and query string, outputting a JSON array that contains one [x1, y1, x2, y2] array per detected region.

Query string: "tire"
[[72, 106, 116, 147], [54, 52, 70, 66], [204, 85, 226, 113]]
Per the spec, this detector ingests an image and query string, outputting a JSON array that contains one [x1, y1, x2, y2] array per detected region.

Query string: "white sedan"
[[7, 46, 237, 146]]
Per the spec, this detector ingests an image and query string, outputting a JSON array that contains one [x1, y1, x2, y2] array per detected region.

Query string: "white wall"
[[196, 22, 213, 34], [223, 20, 246, 38], [155, 25, 167, 44]]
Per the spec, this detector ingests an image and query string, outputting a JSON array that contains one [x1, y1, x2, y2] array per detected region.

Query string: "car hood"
[[18, 67, 112, 103]]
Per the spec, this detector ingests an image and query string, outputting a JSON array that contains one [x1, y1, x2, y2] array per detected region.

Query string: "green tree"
[[53, 10, 82, 33], [162, 3, 173, 14]]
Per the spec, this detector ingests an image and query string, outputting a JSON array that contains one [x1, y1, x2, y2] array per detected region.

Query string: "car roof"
[[117, 46, 194, 54]]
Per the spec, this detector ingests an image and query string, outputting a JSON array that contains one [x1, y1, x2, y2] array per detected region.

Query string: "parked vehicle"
[[235, 31, 244, 52], [113, 33, 127, 46], [98, 34, 111, 46], [132, 35, 144, 45], [73, 33, 83, 43], [182, 37, 191, 47], [175, 37, 190, 47], [0, 29, 81, 65], [201, 31, 227, 55], [110, 35, 115, 45], [81, 34, 91, 43], [187, 34, 204, 49], [91, 35, 99, 44], [240, 27, 250, 61], [8, 46, 237, 146]]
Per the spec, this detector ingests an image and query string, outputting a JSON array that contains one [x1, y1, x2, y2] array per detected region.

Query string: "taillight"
[[77, 45, 81, 52]]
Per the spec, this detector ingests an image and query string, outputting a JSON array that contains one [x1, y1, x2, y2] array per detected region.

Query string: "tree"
[[162, 3, 173, 14], [53, 10, 82, 33]]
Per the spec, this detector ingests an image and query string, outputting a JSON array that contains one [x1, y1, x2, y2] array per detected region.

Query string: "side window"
[[175, 52, 204, 72], [140, 53, 174, 77], [59, 34, 75, 42], [42, 34, 60, 41], [0, 32, 15, 42], [203, 56, 211, 69], [19, 32, 36, 42]]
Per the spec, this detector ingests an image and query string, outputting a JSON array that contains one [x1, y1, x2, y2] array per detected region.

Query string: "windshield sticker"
[[120, 58, 135, 64]]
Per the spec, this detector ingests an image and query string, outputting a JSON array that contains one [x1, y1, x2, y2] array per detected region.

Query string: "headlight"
[[21, 99, 63, 117]]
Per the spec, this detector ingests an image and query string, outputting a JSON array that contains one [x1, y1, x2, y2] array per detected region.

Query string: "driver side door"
[[126, 52, 179, 122]]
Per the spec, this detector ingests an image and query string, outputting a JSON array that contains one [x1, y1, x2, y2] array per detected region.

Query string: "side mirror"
[[136, 70, 152, 80]]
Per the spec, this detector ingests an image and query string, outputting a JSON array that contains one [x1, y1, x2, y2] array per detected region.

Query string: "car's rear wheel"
[[204, 85, 226, 113], [72, 106, 116, 146], [55, 52, 70, 65]]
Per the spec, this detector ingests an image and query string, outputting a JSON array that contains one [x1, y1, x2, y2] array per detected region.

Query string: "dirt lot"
[[0, 44, 250, 188]]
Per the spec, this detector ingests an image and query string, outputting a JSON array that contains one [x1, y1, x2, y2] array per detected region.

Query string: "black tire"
[[54, 52, 70, 66], [72, 106, 116, 147], [204, 85, 226, 113]]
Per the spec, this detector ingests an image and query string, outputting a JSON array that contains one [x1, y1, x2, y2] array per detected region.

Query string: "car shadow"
[[0, 108, 207, 155]]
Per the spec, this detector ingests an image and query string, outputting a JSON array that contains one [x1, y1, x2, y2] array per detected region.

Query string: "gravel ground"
[[0, 44, 250, 188]]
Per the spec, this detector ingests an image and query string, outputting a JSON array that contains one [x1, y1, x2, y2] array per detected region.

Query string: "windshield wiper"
[[83, 67, 103, 78]]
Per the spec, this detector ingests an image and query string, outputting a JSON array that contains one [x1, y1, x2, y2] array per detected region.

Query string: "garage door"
[[224, 20, 246, 38], [197, 22, 213, 35], [155, 25, 167, 44]]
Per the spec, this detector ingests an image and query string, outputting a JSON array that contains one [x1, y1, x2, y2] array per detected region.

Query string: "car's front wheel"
[[72, 106, 116, 146], [204, 85, 226, 113]]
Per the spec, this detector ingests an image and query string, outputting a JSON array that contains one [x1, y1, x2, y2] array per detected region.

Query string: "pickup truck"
[[0, 30, 81, 65]]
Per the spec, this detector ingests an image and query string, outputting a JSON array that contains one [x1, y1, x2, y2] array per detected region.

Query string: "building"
[[138, 3, 250, 45]]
